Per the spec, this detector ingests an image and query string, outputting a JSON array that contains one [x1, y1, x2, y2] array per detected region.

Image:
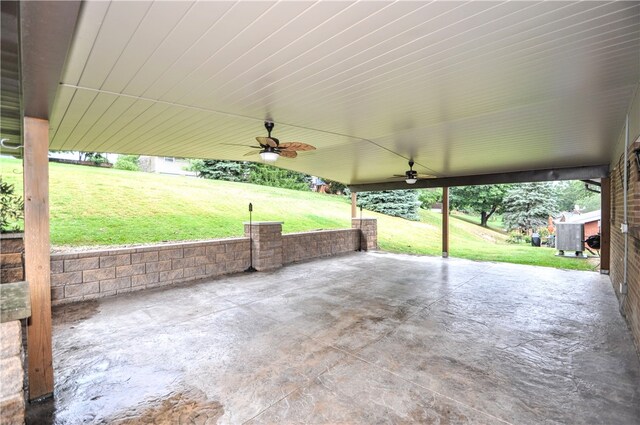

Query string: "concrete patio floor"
[[28, 252, 640, 424]]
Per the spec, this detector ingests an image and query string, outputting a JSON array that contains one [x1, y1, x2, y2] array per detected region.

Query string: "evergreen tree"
[[249, 164, 311, 191], [357, 190, 420, 221], [189, 159, 311, 191], [502, 183, 558, 232], [189, 159, 249, 182], [450, 184, 509, 227]]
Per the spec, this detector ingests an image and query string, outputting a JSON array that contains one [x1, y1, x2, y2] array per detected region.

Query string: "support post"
[[351, 192, 357, 218], [23, 117, 53, 400], [600, 177, 610, 274], [442, 186, 449, 258]]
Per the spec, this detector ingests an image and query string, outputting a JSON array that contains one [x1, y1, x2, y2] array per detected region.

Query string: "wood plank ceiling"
[[47, 1, 640, 184]]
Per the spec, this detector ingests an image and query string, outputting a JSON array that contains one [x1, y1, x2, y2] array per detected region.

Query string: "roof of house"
[[565, 210, 601, 224]]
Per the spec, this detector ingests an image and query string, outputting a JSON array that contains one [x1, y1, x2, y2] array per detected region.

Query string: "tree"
[[556, 180, 599, 212], [357, 190, 420, 221], [189, 159, 312, 191], [188, 159, 249, 182], [450, 185, 509, 227], [249, 163, 311, 191], [502, 182, 558, 232], [418, 189, 441, 209]]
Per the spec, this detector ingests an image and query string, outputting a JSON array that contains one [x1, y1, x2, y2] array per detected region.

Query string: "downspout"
[[620, 114, 629, 315]]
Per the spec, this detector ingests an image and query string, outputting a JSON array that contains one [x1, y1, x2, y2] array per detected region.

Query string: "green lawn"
[[450, 211, 506, 233], [0, 157, 597, 271]]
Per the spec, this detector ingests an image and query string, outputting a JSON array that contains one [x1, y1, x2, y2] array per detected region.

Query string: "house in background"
[[138, 156, 196, 177], [566, 209, 601, 241]]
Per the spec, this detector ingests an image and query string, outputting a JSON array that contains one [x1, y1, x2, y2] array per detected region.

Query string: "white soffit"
[[49, 1, 640, 184]]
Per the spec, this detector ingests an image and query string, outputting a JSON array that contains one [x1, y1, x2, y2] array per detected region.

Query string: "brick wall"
[[282, 229, 359, 264], [49, 238, 250, 305], [0, 321, 24, 425], [610, 140, 640, 352]]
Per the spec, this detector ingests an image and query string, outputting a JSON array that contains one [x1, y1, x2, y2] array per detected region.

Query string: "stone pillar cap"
[[243, 221, 284, 225]]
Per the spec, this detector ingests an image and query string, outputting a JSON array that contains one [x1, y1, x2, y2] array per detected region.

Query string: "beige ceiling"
[[47, 1, 640, 185]]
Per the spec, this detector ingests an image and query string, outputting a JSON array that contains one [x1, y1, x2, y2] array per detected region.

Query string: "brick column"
[[0, 321, 25, 425], [244, 222, 283, 271], [352, 218, 378, 251]]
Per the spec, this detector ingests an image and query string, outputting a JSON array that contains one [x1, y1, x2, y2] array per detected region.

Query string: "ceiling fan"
[[242, 122, 316, 163], [391, 160, 434, 184]]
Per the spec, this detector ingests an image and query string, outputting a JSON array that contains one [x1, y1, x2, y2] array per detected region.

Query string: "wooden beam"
[[23, 117, 53, 400], [349, 164, 610, 192], [442, 187, 449, 258], [600, 177, 611, 274], [351, 192, 357, 218]]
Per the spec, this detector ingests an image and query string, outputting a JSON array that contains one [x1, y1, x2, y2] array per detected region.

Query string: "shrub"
[[115, 155, 140, 171], [0, 177, 24, 233], [81, 152, 108, 164], [506, 231, 524, 244]]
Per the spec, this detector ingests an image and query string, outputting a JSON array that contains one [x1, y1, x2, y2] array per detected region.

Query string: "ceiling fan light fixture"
[[405, 178, 418, 184], [259, 150, 279, 162]]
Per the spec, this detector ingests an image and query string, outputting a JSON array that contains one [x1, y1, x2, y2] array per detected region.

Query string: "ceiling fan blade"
[[417, 174, 435, 178], [256, 137, 278, 147], [243, 150, 260, 157], [279, 150, 297, 158], [279, 142, 316, 151]]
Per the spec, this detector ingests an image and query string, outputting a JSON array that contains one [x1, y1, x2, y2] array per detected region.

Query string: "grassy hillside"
[[0, 157, 596, 271]]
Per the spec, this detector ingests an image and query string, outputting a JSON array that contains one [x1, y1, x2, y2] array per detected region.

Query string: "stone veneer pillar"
[[352, 218, 378, 251], [244, 222, 283, 271], [0, 321, 24, 425]]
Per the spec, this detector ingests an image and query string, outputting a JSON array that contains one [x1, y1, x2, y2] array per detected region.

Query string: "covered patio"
[[1, 1, 640, 424], [27, 252, 640, 424]]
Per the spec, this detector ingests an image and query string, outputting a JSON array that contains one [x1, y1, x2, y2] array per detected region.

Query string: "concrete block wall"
[[282, 229, 359, 264], [352, 218, 378, 251], [48, 221, 378, 304], [0, 321, 24, 425], [610, 139, 640, 351], [49, 238, 250, 305], [0, 234, 24, 284]]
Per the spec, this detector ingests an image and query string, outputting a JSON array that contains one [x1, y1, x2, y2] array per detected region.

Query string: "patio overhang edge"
[[20, 0, 81, 120], [348, 164, 610, 192]]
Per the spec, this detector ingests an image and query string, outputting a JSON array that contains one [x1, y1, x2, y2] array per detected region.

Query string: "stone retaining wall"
[[0, 234, 24, 284], [282, 229, 359, 264], [49, 220, 378, 305], [50, 238, 250, 305]]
